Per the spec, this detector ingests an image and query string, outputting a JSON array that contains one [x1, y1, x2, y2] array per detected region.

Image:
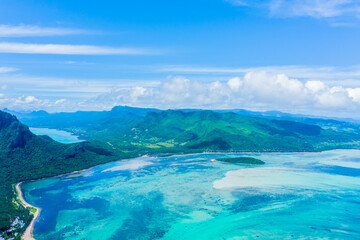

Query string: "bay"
[[30, 128, 84, 144]]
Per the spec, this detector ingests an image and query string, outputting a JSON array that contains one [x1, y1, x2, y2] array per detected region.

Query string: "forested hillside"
[[0, 111, 115, 239], [78, 110, 360, 154]]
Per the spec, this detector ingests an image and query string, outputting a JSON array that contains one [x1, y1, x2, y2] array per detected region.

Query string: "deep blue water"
[[22, 150, 360, 239]]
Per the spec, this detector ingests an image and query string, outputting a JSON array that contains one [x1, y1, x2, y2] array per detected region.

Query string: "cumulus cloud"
[[347, 88, 360, 103], [227, 77, 243, 91], [159, 65, 360, 87], [89, 72, 360, 115], [23, 96, 37, 104], [0, 95, 46, 110], [0, 25, 89, 37], [0, 94, 71, 112], [0, 42, 157, 55], [306, 81, 326, 93], [242, 72, 310, 105], [3, 71, 360, 118]]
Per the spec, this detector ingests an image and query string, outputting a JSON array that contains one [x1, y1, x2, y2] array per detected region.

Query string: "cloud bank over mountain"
[[1, 71, 360, 118]]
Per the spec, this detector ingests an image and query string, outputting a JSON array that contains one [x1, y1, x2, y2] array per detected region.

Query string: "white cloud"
[[0, 42, 156, 55], [55, 99, 67, 105], [89, 72, 360, 114], [0, 25, 89, 37], [130, 87, 148, 102], [305, 81, 326, 93], [21, 96, 38, 104], [2, 70, 360, 118], [0, 74, 161, 97], [159, 65, 360, 87], [226, 0, 360, 21], [0, 94, 70, 112], [315, 87, 351, 108], [269, 0, 358, 18], [0, 67, 18, 73], [242, 72, 310, 105], [347, 88, 360, 103], [227, 77, 243, 91]]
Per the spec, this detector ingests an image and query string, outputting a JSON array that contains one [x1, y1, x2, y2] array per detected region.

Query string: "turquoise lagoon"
[[30, 128, 84, 144], [22, 150, 360, 239]]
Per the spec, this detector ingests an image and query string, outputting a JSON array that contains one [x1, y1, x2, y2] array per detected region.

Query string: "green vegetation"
[[77, 110, 360, 154], [2, 107, 360, 238], [28, 207, 37, 215], [216, 157, 265, 165], [0, 111, 120, 239]]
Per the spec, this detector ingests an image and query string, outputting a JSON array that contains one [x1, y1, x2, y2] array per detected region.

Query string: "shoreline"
[[15, 183, 40, 240]]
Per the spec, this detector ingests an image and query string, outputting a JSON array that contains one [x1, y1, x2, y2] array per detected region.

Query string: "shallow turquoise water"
[[30, 128, 84, 144], [22, 150, 360, 239]]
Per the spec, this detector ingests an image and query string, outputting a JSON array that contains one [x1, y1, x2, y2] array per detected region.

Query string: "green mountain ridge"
[[80, 110, 360, 154], [7, 106, 360, 135], [0, 111, 115, 239], [8, 106, 160, 130]]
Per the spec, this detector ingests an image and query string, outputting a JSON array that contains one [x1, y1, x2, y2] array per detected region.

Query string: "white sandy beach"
[[15, 182, 40, 240]]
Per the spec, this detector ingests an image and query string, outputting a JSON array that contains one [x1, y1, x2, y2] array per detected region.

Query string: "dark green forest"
[[216, 157, 265, 165]]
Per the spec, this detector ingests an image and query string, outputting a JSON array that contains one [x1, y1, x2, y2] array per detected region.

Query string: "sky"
[[1, 0, 360, 118]]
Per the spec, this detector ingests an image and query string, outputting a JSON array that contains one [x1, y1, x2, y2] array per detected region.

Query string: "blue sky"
[[1, 0, 360, 118]]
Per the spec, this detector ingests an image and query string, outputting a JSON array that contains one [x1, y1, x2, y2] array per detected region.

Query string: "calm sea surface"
[[30, 128, 84, 144], [22, 150, 360, 240]]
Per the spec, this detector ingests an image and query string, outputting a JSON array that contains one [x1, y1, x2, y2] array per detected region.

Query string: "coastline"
[[15, 182, 40, 240]]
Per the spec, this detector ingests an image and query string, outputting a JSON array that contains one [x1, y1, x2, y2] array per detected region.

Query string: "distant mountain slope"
[[216, 109, 360, 134], [7, 106, 159, 131], [9, 106, 360, 135]]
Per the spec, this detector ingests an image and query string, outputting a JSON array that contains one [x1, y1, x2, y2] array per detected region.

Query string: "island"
[[2, 107, 360, 239], [216, 157, 265, 165]]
